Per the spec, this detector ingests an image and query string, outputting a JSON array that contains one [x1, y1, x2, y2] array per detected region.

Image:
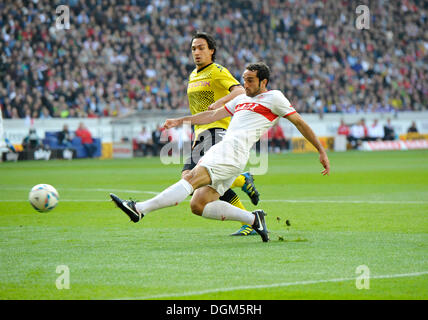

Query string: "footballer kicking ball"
[[29, 184, 60, 212]]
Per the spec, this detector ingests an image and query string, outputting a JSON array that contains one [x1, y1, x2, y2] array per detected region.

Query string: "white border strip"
[[1, 199, 427, 204], [0, 198, 428, 204], [115, 271, 428, 300], [259, 199, 428, 204]]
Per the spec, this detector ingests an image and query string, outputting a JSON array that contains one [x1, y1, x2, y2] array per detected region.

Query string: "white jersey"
[[198, 90, 295, 195], [223, 90, 296, 152]]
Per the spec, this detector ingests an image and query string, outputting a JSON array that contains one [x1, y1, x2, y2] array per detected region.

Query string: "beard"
[[246, 86, 261, 97]]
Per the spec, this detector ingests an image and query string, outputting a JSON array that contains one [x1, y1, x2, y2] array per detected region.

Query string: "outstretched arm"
[[163, 107, 231, 129], [286, 112, 330, 176]]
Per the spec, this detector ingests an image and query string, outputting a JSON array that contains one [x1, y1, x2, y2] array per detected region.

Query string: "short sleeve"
[[214, 65, 241, 92], [270, 91, 296, 118], [224, 93, 245, 115]]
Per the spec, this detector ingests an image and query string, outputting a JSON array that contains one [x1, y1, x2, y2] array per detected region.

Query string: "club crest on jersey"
[[215, 64, 224, 71]]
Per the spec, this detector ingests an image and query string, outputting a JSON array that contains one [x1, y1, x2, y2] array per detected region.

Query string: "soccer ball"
[[29, 184, 59, 212]]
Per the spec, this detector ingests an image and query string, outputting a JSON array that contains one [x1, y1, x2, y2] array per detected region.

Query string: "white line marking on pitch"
[[114, 271, 428, 300], [1, 187, 427, 204], [68, 188, 160, 195], [0, 186, 159, 195]]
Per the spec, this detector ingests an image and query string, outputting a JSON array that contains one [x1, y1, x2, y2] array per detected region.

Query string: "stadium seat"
[[71, 136, 102, 158], [92, 138, 102, 157], [43, 132, 60, 149], [71, 136, 86, 158], [45, 132, 58, 139], [41, 132, 101, 158]]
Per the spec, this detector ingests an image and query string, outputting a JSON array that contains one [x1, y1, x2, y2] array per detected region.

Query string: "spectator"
[[367, 119, 385, 141], [383, 118, 396, 141], [407, 121, 418, 133], [0, 1, 426, 119], [75, 122, 96, 158], [268, 123, 289, 153], [337, 119, 350, 137], [177, 125, 191, 152], [58, 124, 73, 148], [22, 128, 42, 151], [152, 124, 166, 156], [135, 126, 155, 157], [166, 127, 180, 156], [348, 119, 367, 149]]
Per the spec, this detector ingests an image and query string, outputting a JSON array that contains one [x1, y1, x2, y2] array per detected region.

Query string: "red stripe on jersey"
[[235, 103, 278, 122], [224, 105, 233, 116], [283, 110, 297, 118]]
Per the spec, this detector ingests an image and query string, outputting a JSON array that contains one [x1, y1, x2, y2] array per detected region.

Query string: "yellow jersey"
[[187, 63, 240, 139]]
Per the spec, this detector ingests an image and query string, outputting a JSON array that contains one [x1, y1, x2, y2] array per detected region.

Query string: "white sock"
[[135, 179, 193, 215], [202, 200, 255, 225]]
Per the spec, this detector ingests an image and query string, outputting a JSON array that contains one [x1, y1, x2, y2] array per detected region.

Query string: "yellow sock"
[[229, 193, 249, 226], [231, 174, 246, 189]]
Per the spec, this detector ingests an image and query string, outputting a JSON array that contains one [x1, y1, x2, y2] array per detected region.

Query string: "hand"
[[319, 152, 330, 176], [163, 119, 182, 129]]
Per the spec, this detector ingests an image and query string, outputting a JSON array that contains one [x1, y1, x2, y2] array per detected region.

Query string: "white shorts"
[[198, 139, 249, 196]]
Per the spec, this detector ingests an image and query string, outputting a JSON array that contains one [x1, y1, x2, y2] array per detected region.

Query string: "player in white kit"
[[110, 62, 330, 242]]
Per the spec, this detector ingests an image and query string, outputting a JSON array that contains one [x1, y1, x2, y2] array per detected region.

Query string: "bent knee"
[[190, 200, 205, 216]]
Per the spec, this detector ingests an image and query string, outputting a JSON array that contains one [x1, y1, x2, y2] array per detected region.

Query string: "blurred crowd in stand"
[[0, 0, 427, 121]]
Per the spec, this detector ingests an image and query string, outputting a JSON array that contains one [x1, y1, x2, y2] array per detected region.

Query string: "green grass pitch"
[[0, 150, 427, 300]]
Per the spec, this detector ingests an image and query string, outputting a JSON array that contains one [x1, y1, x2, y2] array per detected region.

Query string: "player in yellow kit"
[[183, 32, 260, 236]]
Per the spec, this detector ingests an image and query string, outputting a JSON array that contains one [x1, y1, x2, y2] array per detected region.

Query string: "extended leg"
[[110, 165, 211, 222]]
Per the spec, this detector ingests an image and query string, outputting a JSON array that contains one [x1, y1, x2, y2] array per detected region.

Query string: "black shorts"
[[182, 128, 226, 172]]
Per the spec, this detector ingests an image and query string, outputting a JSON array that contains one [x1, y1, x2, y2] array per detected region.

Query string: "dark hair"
[[191, 32, 217, 62], [246, 62, 270, 85]]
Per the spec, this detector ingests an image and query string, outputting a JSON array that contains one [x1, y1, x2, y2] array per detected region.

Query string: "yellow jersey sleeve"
[[187, 63, 240, 139], [211, 64, 241, 95]]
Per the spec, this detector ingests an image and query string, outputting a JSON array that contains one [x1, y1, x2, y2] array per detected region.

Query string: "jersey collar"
[[252, 89, 270, 99], [196, 62, 214, 73]]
